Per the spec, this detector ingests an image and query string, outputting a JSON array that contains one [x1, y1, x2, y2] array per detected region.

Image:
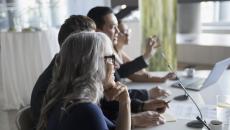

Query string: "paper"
[[161, 112, 177, 122], [168, 103, 216, 122]]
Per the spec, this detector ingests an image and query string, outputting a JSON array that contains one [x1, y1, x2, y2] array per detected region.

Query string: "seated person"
[[115, 19, 176, 83], [36, 32, 131, 130], [31, 15, 167, 129], [87, 7, 174, 127]]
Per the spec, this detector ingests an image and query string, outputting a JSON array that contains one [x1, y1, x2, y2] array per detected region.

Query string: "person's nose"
[[115, 26, 120, 34]]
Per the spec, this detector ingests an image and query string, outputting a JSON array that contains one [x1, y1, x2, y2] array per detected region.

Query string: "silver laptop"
[[171, 57, 230, 91]]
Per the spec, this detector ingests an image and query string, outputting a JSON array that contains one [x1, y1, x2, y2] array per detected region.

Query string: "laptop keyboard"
[[179, 77, 204, 86], [171, 77, 206, 90]]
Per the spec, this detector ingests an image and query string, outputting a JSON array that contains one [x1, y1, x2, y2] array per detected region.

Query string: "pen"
[[165, 100, 171, 108]]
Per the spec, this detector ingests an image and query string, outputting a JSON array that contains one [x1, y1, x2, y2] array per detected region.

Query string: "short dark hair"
[[58, 15, 96, 47], [87, 6, 113, 29]]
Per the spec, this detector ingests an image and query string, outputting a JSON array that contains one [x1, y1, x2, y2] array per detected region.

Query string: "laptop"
[[171, 57, 230, 91]]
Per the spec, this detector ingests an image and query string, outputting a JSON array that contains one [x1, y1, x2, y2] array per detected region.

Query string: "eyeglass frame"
[[104, 54, 115, 65], [118, 28, 131, 36]]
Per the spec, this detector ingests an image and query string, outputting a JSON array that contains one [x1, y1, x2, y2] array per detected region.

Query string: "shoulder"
[[70, 103, 103, 118], [64, 103, 112, 130], [30, 56, 56, 118], [33, 56, 56, 89]]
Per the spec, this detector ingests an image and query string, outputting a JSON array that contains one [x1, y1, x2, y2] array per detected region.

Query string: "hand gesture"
[[163, 72, 177, 80], [132, 111, 165, 128], [104, 82, 130, 104], [143, 35, 160, 60], [143, 99, 170, 113], [149, 86, 171, 99]]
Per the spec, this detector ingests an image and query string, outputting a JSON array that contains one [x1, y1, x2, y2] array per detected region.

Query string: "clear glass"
[[216, 95, 230, 125]]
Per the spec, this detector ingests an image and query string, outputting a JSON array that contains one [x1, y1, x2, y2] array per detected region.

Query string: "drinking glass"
[[216, 95, 230, 125]]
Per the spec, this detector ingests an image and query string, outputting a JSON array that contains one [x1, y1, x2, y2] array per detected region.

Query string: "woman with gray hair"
[[36, 32, 131, 130]]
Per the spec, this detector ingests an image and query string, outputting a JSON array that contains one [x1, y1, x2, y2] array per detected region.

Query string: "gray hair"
[[37, 31, 112, 130]]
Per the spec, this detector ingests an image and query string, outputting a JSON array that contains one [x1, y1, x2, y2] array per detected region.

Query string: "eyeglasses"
[[104, 54, 115, 65], [119, 28, 131, 36]]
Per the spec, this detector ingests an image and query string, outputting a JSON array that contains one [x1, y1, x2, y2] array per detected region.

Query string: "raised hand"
[[143, 35, 160, 60]]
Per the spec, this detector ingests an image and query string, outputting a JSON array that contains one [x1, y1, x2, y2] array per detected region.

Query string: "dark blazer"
[[116, 56, 148, 80], [30, 55, 148, 124], [30, 56, 56, 124]]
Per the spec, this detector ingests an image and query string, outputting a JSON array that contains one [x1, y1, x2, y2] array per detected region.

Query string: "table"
[[127, 70, 230, 130], [0, 29, 60, 110]]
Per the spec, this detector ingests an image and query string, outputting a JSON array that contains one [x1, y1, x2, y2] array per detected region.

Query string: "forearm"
[[128, 74, 166, 83], [116, 102, 131, 130], [117, 56, 148, 78]]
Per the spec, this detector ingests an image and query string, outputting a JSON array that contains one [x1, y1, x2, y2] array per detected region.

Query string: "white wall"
[[67, 0, 111, 15], [122, 21, 230, 66], [177, 34, 230, 65], [177, 44, 230, 65]]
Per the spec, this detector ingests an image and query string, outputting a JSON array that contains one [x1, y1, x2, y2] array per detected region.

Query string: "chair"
[[15, 106, 35, 130]]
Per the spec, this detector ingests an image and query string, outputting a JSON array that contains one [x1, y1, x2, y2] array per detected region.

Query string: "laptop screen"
[[203, 57, 230, 88]]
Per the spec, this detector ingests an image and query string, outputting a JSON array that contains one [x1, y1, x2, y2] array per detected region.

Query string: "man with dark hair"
[[88, 6, 168, 128], [30, 15, 96, 125], [57, 15, 96, 46], [87, 6, 113, 30], [87, 6, 156, 79]]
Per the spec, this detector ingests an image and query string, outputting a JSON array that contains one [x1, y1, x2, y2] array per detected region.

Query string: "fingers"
[[154, 115, 165, 126], [153, 100, 168, 113], [147, 111, 165, 125], [156, 107, 167, 113], [143, 111, 161, 123], [144, 99, 169, 113], [112, 84, 125, 100], [143, 35, 160, 60], [143, 111, 165, 126], [104, 82, 128, 102], [132, 111, 165, 128], [153, 100, 168, 108], [149, 86, 171, 99], [149, 35, 160, 48], [165, 72, 177, 80], [161, 90, 171, 97], [104, 85, 123, 101]]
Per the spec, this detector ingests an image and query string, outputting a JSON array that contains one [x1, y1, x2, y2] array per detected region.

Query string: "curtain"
[[0, 29, 59, 110], [140, 0, 177, 71]]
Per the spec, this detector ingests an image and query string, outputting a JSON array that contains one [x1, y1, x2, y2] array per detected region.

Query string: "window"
[[0, 0, 109, 31], [201, 1, 230, 33]]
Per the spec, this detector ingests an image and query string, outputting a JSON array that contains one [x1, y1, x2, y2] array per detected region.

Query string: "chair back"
[[15, 106, 35, 130]]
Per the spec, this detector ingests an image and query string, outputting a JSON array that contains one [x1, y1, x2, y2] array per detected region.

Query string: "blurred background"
[[0, 0, 230, 70], [1, 1, 230, 130]]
